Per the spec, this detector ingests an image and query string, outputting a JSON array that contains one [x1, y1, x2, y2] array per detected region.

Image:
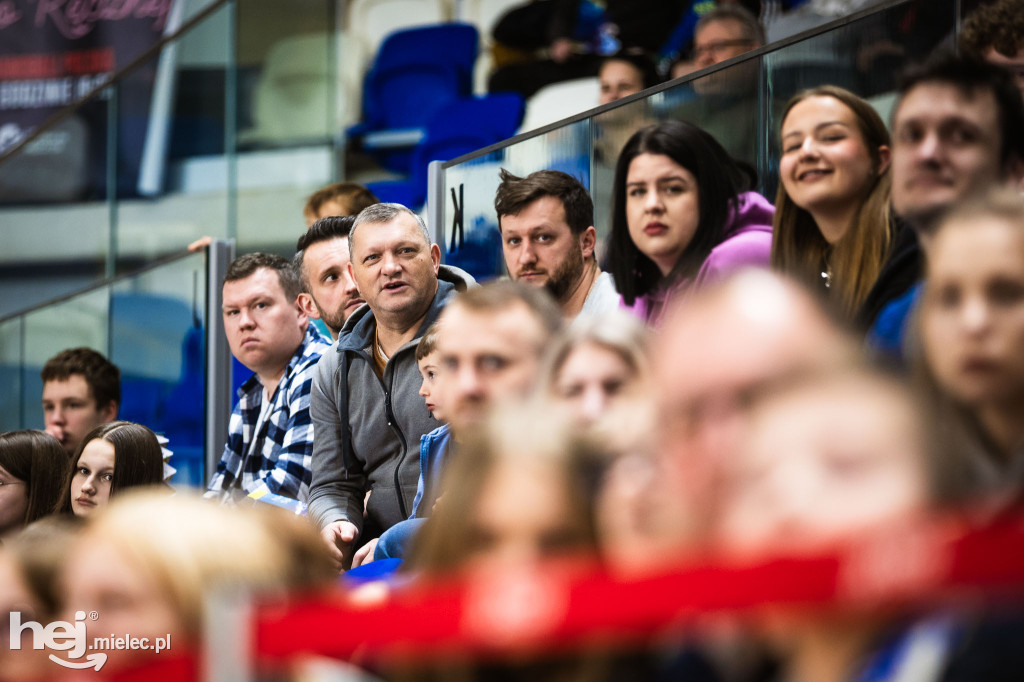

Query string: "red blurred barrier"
[[254, 512, 1024, 664], [73, 511, 1024, 680]]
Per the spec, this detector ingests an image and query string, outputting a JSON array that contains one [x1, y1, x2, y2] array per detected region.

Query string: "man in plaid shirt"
[[206, 253, 332, 502]]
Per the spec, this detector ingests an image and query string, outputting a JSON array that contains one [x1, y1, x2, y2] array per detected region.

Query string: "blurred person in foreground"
[[601, 270, 859, 573], [407, 399, 604, 575], [368, 281, 563, 566], [60, 490, 335, 673], [713, 366, 1023, 682], [540, 310, 650, 426], [388, 400, 661, 682], [1, 517, 83, 680], [917, 189, 1024, 505]]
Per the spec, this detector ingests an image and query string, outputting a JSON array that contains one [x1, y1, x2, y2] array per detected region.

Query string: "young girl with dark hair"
[[58, 421, 165, 517], [607, 120, 774, 326]]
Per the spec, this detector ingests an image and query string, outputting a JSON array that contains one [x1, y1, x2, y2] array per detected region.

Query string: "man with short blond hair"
[[309, 203, 474, 570]]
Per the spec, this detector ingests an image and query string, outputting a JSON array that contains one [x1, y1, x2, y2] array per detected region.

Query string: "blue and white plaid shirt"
[[206, 325, 332, 502]]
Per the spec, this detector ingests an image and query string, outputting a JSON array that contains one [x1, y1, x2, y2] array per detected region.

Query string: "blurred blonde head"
[[541, 311, 650, 425], [62, 491, 335, 646], [408, 400, 605, 574], [917, 188, 1024, 486]]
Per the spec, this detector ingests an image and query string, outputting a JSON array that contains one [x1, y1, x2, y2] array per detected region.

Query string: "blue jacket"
[[867, 282, 922, 364], [410, 423, 452, 518]]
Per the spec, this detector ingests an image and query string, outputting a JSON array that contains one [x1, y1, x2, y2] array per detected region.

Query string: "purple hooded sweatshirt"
[[621, 191, 774, 326]]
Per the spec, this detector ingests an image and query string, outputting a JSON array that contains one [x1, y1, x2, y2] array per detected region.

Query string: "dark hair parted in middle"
[[58, 421, 166, 514], [607, 120, 754, 305], [494, 169, 594, 238]]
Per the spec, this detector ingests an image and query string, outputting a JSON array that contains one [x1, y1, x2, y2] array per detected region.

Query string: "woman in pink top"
[[607, 120, 774, 326]]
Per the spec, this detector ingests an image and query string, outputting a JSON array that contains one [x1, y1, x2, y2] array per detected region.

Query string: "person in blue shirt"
[[858, 52, 1024, 360]]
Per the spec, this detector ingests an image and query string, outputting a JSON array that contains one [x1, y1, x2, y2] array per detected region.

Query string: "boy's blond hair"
[[415, 322, 441, 363]]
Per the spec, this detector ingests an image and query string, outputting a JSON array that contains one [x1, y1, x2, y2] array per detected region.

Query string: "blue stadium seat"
[[367, 93, 525, 209], [348, 23, 479, 173]]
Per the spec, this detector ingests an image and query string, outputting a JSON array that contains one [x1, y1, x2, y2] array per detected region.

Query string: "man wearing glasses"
[[692, 5, 764, 70]]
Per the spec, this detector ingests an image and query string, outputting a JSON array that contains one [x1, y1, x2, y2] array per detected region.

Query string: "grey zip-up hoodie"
[[307, 265, 474, 541]]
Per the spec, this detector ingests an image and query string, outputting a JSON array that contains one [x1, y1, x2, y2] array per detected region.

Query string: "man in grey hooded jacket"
[[308, 203, 474, 570]]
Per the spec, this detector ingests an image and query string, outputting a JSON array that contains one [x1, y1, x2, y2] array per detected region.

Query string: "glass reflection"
[[110, 252, 207, 487], [440, 119, 592, 282], [20, 287, 110, 434], [0, 317, 23, 433]]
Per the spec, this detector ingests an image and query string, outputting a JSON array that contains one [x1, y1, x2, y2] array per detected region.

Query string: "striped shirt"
[[206, 326, 331, 502]]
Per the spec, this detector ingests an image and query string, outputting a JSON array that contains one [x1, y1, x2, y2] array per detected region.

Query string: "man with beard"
[[294, 216, 365, 340], [495, 169, 618, 321]]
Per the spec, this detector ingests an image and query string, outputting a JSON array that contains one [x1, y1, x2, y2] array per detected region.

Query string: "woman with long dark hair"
[[58, 421, 165, 517], [607, 120, 774, 326], [0, 431, 67, 536]]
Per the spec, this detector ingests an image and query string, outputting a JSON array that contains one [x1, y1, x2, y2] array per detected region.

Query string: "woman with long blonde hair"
[[771, 85, 893, 319]]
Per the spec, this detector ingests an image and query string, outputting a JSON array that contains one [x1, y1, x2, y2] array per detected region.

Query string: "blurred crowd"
[[4, 0, 1024, 680]]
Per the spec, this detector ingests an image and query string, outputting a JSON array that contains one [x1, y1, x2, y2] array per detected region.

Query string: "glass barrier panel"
[[590, 94, 652, 246], [19, 286, 110, 433], [231, 0, 340, 258], [110, 252, 208, 487], [0, 81, 113, 316], [0, 0, 185, 159], [0, 0, 235, 314], [0, 316, 24, 433], [0, 202, 111, 318], [236, 0, 337, 148], [117, 1, 234, 267], [589, 54, 764, 247], [440, 118, 592, 282], [761, 0, 955, 199]]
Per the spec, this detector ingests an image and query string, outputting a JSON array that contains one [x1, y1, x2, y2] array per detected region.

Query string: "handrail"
[[0, 248, 204, 325], [0, 0, 232, 168], [440, 0, 916, 169]]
